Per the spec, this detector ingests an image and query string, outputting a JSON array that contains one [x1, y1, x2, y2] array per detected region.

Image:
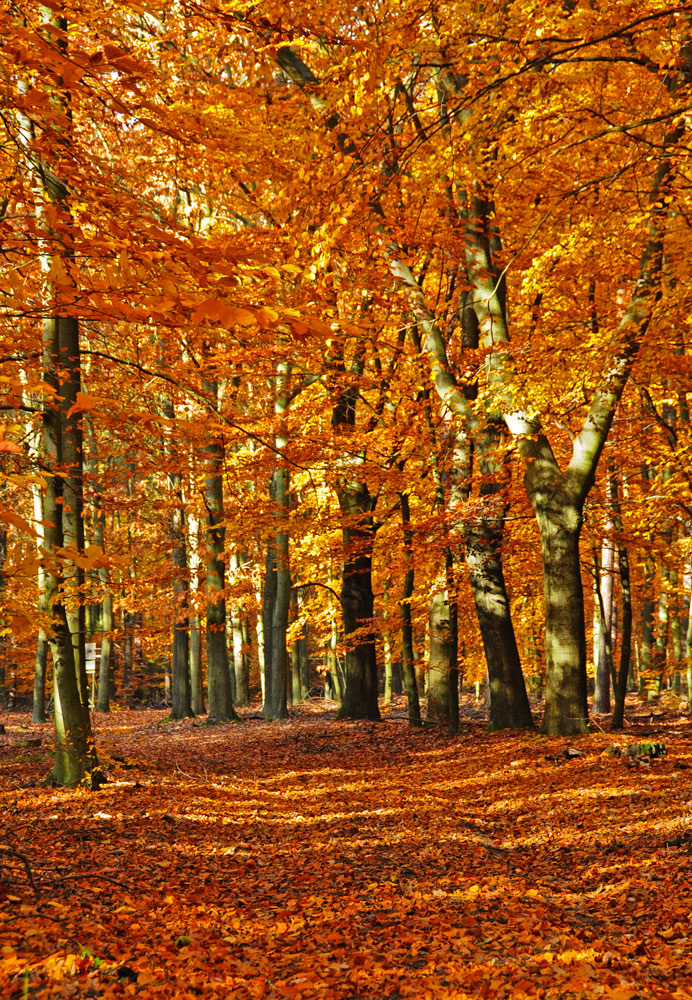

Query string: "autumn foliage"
[[2, 701, 692, 999]]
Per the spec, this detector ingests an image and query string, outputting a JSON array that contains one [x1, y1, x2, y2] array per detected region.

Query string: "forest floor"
[[1, 695, 692, 999]]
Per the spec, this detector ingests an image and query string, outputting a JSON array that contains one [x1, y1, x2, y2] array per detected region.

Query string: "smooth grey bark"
[[92, 502, 112, 713], [611, 470, 632, 730], [43, 313, 97, 785], [290, 589, 306, 703], [170, 479, 193, 719], [203, 378, 236, 722], [426, 552, 459, 734], [158, 394, 193, 719], [26, 16, 98, 781], [594, 533, 614, 714], [97, 592, 113, 713], [32, 630, 48, 723]]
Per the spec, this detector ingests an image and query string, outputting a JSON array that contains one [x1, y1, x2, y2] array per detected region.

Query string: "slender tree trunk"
[[264, 469, 291, 719], [612, 541, 632, 730], [170, 475, 193, 718], [337, 481, 380, 720], [594, 533, 614, 714], [187, 511, 205, 715], [399, 491, 421, 725], [203, 378, 235, 722], [33, 631, 48, 723]]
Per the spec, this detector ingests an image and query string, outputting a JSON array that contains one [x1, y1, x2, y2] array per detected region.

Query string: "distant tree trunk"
[[399, 491, 421, 726], [231, 609, 249, 707], [33, 631, 48, 723], [290, 589, 305, 704], [97, 592, 113, 713], [264, 469, 291, 720], [187, 512, 205, 715], [594, 533, 614, 714], [640, 555, 656, 689], [203, 378, 236, 722], [170, 475, 193, 719], [612, 540, 632, 730], [337, 480, 380, 720], [123, 610, 134, 698]]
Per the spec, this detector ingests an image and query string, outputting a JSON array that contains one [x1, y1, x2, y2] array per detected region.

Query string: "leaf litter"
[[1, 700, 692, 999]]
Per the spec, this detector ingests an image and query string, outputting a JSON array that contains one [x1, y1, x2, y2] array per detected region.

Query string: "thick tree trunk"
[[466, 518, 533, 730], [426, 572, 458, 732], [535, 501, 589, 736]]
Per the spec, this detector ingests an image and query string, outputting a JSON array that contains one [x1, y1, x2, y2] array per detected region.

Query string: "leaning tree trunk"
[[466, 516, 534, 730], [43, 314, 98, 784]]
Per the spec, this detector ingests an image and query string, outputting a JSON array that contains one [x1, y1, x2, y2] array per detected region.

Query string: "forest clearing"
[[1, 698, 692, 999]]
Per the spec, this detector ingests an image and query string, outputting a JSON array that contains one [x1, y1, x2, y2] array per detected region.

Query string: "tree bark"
[[203, 378, 236, 722], [399, 491, 421, 726]]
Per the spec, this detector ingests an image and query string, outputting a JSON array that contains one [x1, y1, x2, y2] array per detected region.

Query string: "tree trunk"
[[97, 592, 113, 713], [337, 480, 380, 720], [32, 631, 48, 723], [612, 542, 632, 730], [43, 312, 97, 784], [399, 491, 421, 726], [594, 534, 614, 714], [203, 378, 236, 722], [264, 468, 291, 720], [426, 571, 459, 732], [466, 518, 534, 730], [170, 477, 193, 719], [535, 500, 589, 736], [187, 512, 205, 715]]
